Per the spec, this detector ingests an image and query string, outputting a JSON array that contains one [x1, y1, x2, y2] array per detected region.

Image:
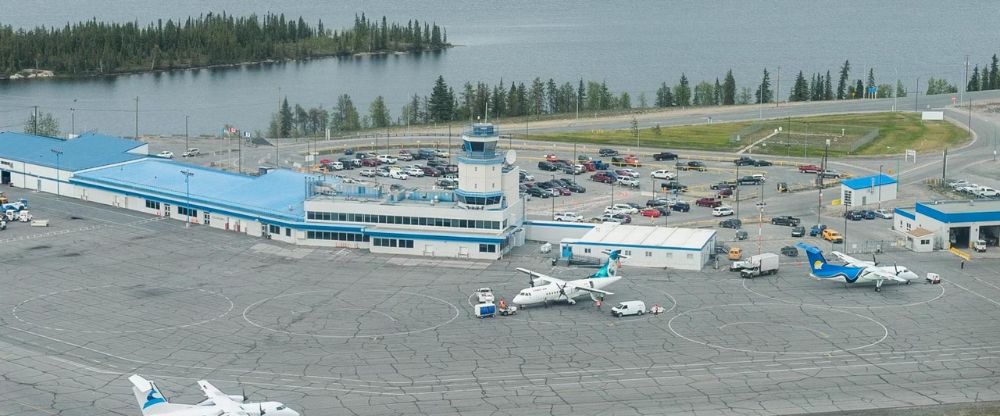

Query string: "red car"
[[545, 153, 559, 162], [640, 208, 662, 218], [798, 164, 821, 173], [361, 158, 381, 167], [556, 187, 572, 196], [717, 188, 733, 197], [591, 172, 614, 183], [696, 197, 722, 208]]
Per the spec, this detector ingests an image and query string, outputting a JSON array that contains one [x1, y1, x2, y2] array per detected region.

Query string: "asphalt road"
[[1, 191, 1000, 415]]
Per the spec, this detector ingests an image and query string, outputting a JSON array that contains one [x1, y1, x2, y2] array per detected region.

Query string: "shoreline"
[[0, 46, 454, 81]]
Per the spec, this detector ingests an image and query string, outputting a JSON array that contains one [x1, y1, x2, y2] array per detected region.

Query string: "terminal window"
[[145, 200, 160, 210], [479, 244, 497, 253], [177, 206, 197, 217]]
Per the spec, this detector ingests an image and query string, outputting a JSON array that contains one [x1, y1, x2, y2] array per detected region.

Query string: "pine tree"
[[279, 98, 292, 137], [755, 68, 772, 104], [837, 60, 851, 100], [790, 71, 808, 102], [824, 70, 834, 100], [854, 79, 864, 99], [675, 73, 691, 107], [23, 111, 60, 137], [369, 96, 390, 128], [866, 68, 876, 98], [723, 69, 736, 105], [713, 78, 722, 106], [990, 54, 999, 90], [968, 66, 981, 92], [577, 79, 586, 111], [429, 75, 454, 122]]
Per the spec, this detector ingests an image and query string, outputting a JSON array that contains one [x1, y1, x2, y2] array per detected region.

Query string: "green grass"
[[525, 122, 753, 152], [523, 112, 968, 156]]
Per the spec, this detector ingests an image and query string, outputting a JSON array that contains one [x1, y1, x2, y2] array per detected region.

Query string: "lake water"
[[0, 0, 997, 136]]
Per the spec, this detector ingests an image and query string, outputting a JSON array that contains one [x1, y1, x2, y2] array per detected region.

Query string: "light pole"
[[551, 174, 556, 220], [817, 139, 830, 225], [734, 161, 741, 218], [71, 99, 77, 136], [184, 115, 190, 153], [877, 164, 883, 210], [181, 170, 194, 227], [914, 77, 920, 111], [50, 149, 63, 196]]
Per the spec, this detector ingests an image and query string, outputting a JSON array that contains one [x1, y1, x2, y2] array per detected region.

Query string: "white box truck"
[[739, 253, 779, 278]]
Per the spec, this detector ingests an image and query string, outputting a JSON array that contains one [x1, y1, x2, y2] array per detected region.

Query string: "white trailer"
[[739, 253, 780, 278]]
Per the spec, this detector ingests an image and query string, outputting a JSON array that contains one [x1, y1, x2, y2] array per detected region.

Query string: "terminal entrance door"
[[1, 170, 9, 185], [164, 204, 171, 218]]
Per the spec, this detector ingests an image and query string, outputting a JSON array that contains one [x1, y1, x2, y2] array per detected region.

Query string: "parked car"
[[617, 177, 640, 188], [641, 208, 663, 218], [752, 159, 772, 167], [686, 160, 708, 171], [436, 178, 458, 189], [844, 210, 864, 221], [377, 154, 397, 164], [651, 169, 676, 180], [607, 203, 639, 214], [738, 176, 763, 185], [798, 164, 822, 173], [735, 230, 749, 240], [669, 201, 691, 212], [874, 209, 894, 219], [337, 157, 356, 169], [809, 224, 827, 237], [711, 181, 737, 190], [646, 198, 668, 207], [565, 183, 586, 193], [615, 168, 640, 178], [434, 149, 450, 158], [791, 226, 806, 237], [652, 151, 678, 161], [538, 161, 559, 171], [781, 246, 799, 257], [822, 228, 844, 243], [527, 187, 550, 198], [660, 181, 688, 192], [417, 149, 436, 159], [405, 167, 424, 177], [397, 152, 414, 162], [599, 148, 619, 157], [181, 148, 200, 157], [696, 197, 722, 208], [719, 218, 742, 228], [361, 158, 380, 167], [713, 206, 735, 217], [476, 288, 495, 303], [611, 155, 641, 167], [344, 148, 355, 155], [611, 300, 646, 317], [359, 168, 377, 177], [733, 156, 755, 166], [861, 209, 877, 220], [553, 212, 584, 222], [770, 216, 801, 226], [601, 213, 632, 224], [157, 151, 174, 159], [819, 170, 842, 178], [519, 171, 535, 182], [591, 172, 615, 183]]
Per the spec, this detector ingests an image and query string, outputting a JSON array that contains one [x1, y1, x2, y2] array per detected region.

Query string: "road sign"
[[244, 131, 251, 138]]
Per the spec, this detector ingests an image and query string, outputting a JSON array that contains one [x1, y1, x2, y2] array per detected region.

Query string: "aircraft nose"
[[512, 295, 524, 305]]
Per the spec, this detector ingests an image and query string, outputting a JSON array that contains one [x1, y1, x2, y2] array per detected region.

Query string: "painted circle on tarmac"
[[668, 303, 888, 354], [242, 289, 460, 338], [12, 285, 234, 334], [741, 274, 946, 309]]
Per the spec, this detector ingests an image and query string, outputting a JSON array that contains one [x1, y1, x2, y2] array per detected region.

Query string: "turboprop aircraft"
[[512, 249, 628, 306], [797, 243, 916, 291], [828, 250, 919, 282], [129, 374, 299, 416]]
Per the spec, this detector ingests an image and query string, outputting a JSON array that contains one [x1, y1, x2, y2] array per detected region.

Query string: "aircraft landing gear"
[[875, 279, 883, 292], [567, 299, 576, 305]]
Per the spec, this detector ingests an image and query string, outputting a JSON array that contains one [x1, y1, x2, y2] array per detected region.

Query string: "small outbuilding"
[[840, 174, 897, 208], [560, 223, 716, 270]]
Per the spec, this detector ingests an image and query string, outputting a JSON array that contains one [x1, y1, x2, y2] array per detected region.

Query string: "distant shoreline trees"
[[0, 13, 451, 77], [264, 54, 989, 137]]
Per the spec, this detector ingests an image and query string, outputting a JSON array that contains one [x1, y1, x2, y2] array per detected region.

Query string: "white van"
[[611, 300, 646, 317]]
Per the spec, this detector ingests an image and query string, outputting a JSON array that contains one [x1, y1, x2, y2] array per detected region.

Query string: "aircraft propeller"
[[556, 282, 569, 301], [871, 253, 879, 266]]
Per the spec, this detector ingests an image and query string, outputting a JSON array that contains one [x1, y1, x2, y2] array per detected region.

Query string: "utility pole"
[[735, 162, 741, 218], [32, 106, 38, 135], [775, 66, 780, 108], [184, 115, 190, 152], [134, 96, 139, 139], [877, 164, 883, 211], [914, 77, 920, 111], [942, 148, 948, 180], [962, 55, 969, 106], [71, 99, 77, 136]]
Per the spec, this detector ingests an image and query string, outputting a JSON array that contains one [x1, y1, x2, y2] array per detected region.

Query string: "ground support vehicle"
[[739, 253, 780, 278]]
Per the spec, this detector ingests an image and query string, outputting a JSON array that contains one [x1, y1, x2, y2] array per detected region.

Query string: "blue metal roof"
[[72, 159, 318, 221], [841, 174, 897, 190], [0, 131, 145, 171], [915, 200, 1000, 224]]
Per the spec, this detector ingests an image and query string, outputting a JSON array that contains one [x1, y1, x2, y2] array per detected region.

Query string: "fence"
[[845, 239, 907, 255]]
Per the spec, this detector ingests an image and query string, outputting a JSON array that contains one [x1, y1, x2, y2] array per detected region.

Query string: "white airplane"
[[829, 250, 919, 282], [129, 374, 299, 416], [512, 249, 627, 306], [797, 243, 918, 292]]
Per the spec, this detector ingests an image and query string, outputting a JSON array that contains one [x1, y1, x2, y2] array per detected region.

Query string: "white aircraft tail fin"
[[128, 374, 192, 416]]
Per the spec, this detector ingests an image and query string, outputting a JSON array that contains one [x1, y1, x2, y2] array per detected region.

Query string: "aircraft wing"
[[829, 251, 873, 267], [197, 381, 247, 415], [866, 268, 909, 283], [516, 268, 565, 286], [568, 284, 613, 296]]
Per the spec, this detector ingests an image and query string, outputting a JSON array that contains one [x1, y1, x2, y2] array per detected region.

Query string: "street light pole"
[[50, 149, 63, 196], [184, 115, 190, 153], [71, 99, 77, 136], [551, 174, 556, 220], [735, 162, 741, 218], [181, 170, 194, 227], [877, 164, 883, 210], [914, 77, 920, 111]]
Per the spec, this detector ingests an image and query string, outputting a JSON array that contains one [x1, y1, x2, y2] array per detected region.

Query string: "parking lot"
[[2, 192, 1000, 415]]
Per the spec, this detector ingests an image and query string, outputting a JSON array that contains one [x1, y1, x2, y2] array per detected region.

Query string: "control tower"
[[455, 123, 509, 209]]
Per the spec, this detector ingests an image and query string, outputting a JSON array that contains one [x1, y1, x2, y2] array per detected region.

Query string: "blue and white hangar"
[[894, 199, 1000, 252]]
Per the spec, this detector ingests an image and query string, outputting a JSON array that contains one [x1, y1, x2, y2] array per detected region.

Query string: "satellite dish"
[[505, 150, 517, 165]]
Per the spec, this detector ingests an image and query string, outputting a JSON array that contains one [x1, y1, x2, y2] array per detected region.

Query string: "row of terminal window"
[[307, 211, 502, 230], [479, 244, 497, 253], [372, 238, 414, 248], [306, 231, 368, 242], [581, 247, 693, 259]]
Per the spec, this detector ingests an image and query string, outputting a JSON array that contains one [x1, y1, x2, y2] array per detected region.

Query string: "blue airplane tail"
[[590, 249, 622, 278], [796, 242, 864, 283]]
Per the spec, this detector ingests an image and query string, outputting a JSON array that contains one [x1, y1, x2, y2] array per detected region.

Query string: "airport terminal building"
[[0, 125, 525, 260]]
